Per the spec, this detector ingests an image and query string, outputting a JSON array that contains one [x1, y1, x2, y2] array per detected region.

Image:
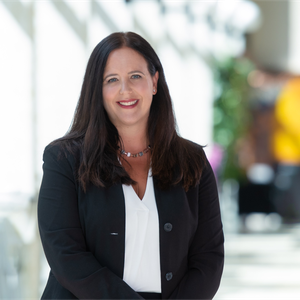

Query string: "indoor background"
[[0, 0, 300, 299]]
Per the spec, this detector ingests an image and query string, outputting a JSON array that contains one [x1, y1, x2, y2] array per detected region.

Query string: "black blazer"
[[38, 143, 224, 299]]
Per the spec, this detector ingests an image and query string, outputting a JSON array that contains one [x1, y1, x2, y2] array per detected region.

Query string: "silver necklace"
[[120, 145, 151, 158]]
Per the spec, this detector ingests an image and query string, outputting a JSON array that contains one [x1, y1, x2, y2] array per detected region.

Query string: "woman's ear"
[[153, 71, 159, 93]]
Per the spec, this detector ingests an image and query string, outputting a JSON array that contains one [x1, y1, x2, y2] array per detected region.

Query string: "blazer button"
[[164, 223, 173, 232], [166, 272, 173, 281]]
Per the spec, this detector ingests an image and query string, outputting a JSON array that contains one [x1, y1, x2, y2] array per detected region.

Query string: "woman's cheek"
[[133, 80, 149, 92], [103, 84, 118, 97]]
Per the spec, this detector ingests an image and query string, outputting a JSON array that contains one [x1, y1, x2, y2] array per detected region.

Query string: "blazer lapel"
[[153, 177, 186, 262], [82, 182, 126, 279]]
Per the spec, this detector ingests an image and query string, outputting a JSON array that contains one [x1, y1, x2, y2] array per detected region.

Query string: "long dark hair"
[[52, 32, 206, 191]]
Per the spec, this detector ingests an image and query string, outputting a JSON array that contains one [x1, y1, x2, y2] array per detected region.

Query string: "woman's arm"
[[169, 159, 224, 299], [38, 145, 143, 299]]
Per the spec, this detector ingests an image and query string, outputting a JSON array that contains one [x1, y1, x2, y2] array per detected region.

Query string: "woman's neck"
[[117, 124, 149, 153]]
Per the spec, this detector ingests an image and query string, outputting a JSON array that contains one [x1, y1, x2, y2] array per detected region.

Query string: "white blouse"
[[122, 169, 161, 293]]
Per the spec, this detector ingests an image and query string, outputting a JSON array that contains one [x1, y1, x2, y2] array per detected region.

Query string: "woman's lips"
[[117, 99, 139, 108]]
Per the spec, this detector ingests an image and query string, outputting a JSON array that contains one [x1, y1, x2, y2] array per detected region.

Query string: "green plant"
[[213, 57, 254, 181]]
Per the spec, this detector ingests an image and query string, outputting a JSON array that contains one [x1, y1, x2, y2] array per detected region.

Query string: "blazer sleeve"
[[169, 159, 224, 299], [37, 145, 143, 299]]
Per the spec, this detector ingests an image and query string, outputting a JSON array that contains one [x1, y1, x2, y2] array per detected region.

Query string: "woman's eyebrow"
[[103, 73, 118, 81], [128, 70, 145, 75]]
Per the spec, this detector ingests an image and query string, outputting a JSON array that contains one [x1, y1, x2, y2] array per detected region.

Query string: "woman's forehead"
[[104, 47, 148, 72]]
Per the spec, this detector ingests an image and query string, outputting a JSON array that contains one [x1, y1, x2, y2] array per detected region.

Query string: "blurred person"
[[237, 104, 276, 216], [272, 77, 300, 223], [37, 32, 224, 299]]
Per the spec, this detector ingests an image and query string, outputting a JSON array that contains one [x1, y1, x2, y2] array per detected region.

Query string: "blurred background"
[[0, 0, 300, 299]]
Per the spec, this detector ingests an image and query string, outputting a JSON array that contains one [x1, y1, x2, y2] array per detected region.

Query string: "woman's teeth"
[[119, 100, 138, 106]]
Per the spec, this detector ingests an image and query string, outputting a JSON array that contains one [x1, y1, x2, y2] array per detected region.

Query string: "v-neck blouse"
[[122, 170, 161, 293]]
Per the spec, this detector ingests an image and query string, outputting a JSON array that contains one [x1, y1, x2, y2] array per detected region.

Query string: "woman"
[[38, 32, 224, 300]]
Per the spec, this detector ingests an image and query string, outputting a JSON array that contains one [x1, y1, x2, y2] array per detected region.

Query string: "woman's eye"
[[107, 78, 117, 83], [131, 74, 141, 79]]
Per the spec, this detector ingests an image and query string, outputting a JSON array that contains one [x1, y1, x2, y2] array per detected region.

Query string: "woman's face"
[[102, 47, 159, 130]]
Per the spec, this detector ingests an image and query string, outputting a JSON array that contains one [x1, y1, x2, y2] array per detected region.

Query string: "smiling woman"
[[102, 47, 159, 133], [37, 32, 224, 300]]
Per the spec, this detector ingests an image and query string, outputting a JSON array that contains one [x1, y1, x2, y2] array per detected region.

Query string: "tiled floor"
[[215, 225, 300, 300]]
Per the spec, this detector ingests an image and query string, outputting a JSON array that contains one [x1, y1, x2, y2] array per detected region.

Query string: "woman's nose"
[[119, 79, 132, 95]]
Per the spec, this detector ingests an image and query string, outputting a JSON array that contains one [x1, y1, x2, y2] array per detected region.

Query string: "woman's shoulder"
[[43, 139, 82, 167], [179, 137, 206, 160], [183, 138, 205, 151]]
